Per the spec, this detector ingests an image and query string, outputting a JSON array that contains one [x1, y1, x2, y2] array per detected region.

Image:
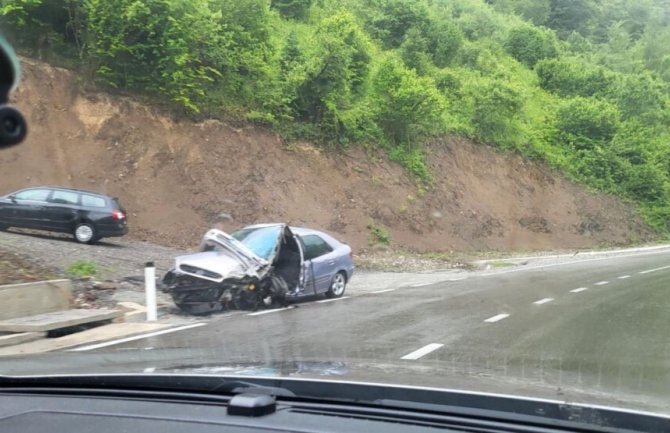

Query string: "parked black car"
[[0, 186, 128, 243]]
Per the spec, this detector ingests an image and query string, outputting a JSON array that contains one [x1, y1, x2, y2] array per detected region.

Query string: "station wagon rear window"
[[81, 194, 106, 208]]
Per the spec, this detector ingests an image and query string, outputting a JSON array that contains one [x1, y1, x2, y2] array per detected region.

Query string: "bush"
[[554, 97, 620, 149], [471, 77, 525, 146], [536, 57, 613, 97]]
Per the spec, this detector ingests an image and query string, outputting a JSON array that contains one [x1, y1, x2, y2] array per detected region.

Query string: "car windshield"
[[231, 226, 282, 260], [2, 0, 670, 427]]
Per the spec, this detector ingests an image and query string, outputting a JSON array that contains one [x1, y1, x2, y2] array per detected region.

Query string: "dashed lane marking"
[[484, 314, 509, 323], [570, 287, 588, 293], [401, 343, 444, 360], [533, 298, 554, 305]]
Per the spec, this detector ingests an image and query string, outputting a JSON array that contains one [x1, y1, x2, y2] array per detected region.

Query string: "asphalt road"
[[4, 247, 670, 412]]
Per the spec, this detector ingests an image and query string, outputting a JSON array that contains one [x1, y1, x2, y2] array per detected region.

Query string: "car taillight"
[[112, 210, 125, 220]]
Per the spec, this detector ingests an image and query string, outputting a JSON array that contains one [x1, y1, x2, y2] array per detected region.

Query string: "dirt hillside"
[[1, 58, 654, 252]]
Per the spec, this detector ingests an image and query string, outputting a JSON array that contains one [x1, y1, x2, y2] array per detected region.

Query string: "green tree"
[[270, 0, 312, 20], [86, 0, 225, 112], [490, 0, 550, 26], [371, 55, 445, 147], [399, 27, 431, 74], [0, 0, 84, 57], [294, 12, 372, 142], [424, 19, 463, 67], [504, 25, 558, 67], [366, 0, 430, 48], [547, 0, 595, 37]]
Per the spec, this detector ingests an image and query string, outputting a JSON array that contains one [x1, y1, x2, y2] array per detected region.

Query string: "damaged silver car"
[[162, 224, 355, 315]]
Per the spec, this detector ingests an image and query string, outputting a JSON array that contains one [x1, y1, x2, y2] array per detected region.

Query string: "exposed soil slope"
[[1, 58, 653, 252]]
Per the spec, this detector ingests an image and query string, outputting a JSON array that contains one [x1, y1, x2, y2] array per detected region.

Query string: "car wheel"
[[326, 272, 347, 298], [73, 223, 96, 244]]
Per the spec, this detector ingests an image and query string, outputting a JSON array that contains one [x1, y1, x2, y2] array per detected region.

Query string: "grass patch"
[[367, 221, 391, 245], [67, 260, 98, 278]]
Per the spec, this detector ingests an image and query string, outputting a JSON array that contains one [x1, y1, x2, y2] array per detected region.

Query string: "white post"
[[145, 261, 157, 321]]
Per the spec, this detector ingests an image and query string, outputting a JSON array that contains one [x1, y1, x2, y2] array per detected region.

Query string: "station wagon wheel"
[[326, 272, 347, 298], [73, 223, 96, 244]]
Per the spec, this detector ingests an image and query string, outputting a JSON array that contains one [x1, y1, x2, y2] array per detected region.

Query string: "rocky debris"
[[355, 251, 473, 273]]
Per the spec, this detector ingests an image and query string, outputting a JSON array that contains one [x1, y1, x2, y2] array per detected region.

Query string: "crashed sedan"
[[162, 224, 354, 315]]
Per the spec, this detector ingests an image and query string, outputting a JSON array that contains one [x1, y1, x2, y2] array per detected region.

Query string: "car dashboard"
[[0, 375, 667, 433]]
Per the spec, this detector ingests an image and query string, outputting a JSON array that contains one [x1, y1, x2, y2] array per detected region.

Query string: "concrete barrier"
[[0, 279, 72, 320]]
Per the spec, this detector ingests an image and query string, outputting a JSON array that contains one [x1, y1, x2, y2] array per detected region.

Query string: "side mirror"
[[8, 194, 16, 202], [0, 35, 26, 148]]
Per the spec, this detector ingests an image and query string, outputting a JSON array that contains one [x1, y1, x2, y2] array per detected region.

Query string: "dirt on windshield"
[[0, 57, 655, 254]]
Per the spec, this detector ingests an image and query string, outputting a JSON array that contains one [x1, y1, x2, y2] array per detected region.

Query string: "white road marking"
[[316, 296, 351, 304], [247, 307, 291, 316], [484, 314, 509, 323], [372, 289, 396, 294], [570, 287, 588, 293], [594, 281, 609, 286], [639, 265, 670, 274], [447, 277, 467, 282], [533, 298, 554, 305], [411, 282, 434, 287], [143, 367, 156, 373], [401, 343, 444, 360], [68, 323, 207, 352], [617, 275, 631, 279]]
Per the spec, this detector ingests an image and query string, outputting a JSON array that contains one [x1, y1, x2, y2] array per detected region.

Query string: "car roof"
[[242, 223, 284, 230], [290, 226, 344, 246], [238, 224, 345, 246], [26, 186, 112, 198]]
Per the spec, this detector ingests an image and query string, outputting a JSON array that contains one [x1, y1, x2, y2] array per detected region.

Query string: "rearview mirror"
[[0, 35, 26, 148]]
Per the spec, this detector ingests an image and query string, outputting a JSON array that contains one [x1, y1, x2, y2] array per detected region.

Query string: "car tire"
[[73, 223, 96, 244], [326, 272, 347, 298], [0, 223, 9, 231]]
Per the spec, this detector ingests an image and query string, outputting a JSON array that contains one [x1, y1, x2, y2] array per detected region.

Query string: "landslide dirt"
[[1, 57, 654, 253]]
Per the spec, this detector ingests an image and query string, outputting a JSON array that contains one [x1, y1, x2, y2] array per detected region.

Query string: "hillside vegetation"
[[2, 0, 669, 233]]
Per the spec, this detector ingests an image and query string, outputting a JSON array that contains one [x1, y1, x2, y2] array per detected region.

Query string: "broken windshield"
[[231, 226, 282, 260]]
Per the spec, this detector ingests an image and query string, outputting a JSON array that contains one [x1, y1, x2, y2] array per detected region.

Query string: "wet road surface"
[[4, 247, 670, 412]]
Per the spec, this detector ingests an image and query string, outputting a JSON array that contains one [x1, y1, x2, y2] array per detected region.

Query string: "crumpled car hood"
[[175, 251, 256, 282], [174, 228, 272, 283]]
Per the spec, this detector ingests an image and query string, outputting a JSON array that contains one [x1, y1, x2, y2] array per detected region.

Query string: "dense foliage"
[[1, 0, 669, 233]]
